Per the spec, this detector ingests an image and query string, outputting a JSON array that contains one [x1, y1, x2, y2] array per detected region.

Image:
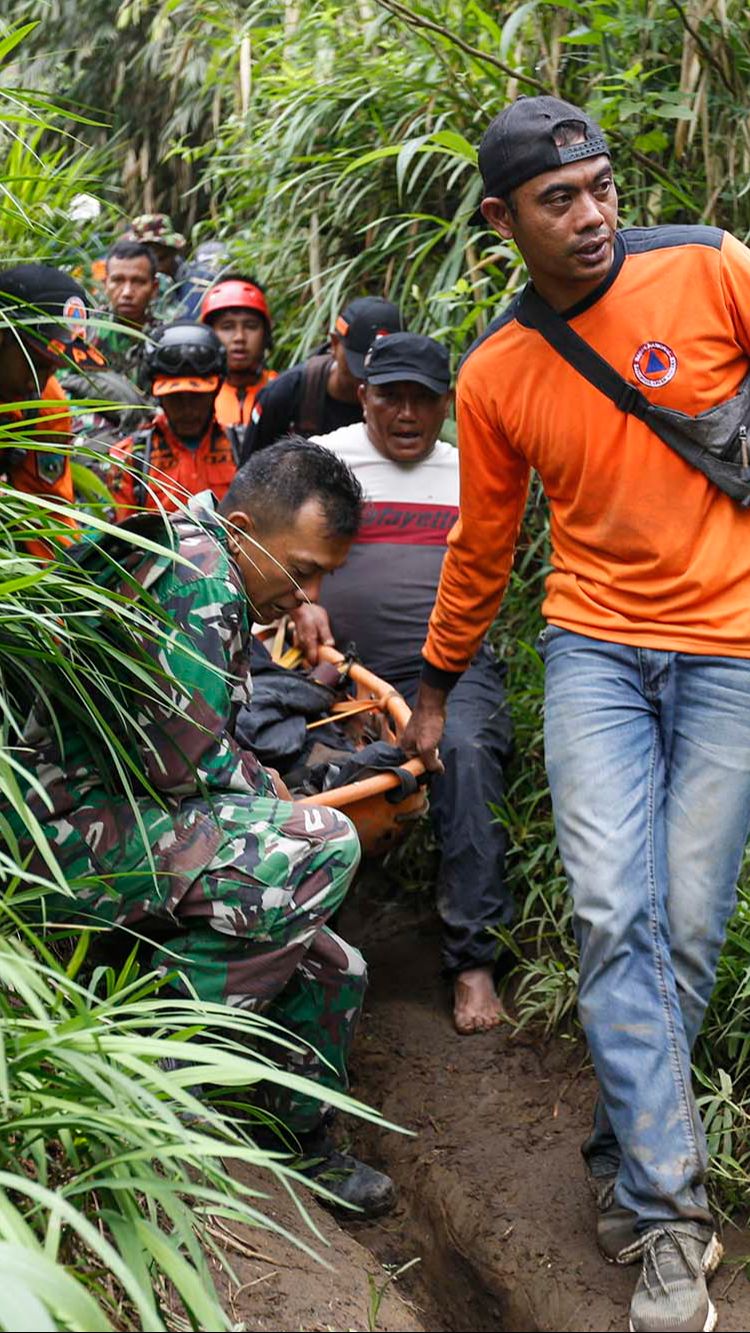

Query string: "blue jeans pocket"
[[536, 623, 566, 663]]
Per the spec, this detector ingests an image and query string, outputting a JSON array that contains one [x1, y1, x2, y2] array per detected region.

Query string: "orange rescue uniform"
[[106, 409, 239, 522], [424, 226, 750, 683], [214, 371, 277, 431], [5, 375, 74, 503], [2, 375, 77, 557]]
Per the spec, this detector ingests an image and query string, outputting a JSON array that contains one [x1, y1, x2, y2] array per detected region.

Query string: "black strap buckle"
[[615, 383, 648, 418]]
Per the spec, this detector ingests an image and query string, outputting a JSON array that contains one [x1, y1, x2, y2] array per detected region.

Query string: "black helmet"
[[144, 320, 227, 388]]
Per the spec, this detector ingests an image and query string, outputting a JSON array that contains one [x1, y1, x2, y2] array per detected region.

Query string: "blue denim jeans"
[[541, 627, 750, 1230]]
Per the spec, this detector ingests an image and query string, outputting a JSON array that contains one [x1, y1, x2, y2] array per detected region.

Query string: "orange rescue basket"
[[297, 645, 427, 858]]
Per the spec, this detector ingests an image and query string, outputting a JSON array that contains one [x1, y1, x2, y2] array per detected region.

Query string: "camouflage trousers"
[[42, 789, 364, 1132]]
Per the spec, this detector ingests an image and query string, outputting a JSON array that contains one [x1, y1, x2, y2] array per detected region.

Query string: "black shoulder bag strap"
[[223, 421, 242, 465], [519, 285, 750, 507], [521, 286, 652, 421]]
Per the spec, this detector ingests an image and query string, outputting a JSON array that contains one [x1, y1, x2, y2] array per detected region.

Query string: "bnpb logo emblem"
[[632, 341, 677, 388], [62, 294, 87, 341]]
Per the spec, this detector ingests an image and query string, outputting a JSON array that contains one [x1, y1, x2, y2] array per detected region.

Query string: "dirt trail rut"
[[338, 894, 750, 1332]]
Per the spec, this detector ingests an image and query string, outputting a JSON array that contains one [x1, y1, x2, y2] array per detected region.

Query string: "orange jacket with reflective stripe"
[[214, 371, 277, 429], [106, 409, 239, 522]]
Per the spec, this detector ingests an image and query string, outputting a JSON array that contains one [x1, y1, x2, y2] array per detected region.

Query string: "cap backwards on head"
[[363, 332, 451, 395], [479, 95, 609, 200], [334, 296, 403, 378]]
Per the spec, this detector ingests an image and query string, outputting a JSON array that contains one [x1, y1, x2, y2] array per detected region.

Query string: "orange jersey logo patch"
[[633, 341, 677, 388]]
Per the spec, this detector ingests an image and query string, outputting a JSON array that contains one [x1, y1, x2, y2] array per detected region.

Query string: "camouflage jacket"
[[94, 313, 156, 382], [21, 492, 272, 823]]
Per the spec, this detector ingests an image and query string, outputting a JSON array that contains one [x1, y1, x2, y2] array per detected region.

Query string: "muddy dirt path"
[[337, 893, 750, 1333], [217, 1161, 424, 1332]]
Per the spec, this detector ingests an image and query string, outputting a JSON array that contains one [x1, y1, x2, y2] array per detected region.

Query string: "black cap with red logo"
[[334, 296, 404, 378], [0, 264, 105, 369]]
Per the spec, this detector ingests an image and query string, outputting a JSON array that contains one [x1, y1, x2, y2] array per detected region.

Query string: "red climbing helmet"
[[200, 279, 272, 331]]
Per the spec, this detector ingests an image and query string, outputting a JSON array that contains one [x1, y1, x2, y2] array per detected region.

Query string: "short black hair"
[[219, 435, 363, 539], [106, 241, 157, 277]]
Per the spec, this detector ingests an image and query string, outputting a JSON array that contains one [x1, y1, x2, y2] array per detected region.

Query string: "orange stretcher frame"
[[297, 646, 427, 858]]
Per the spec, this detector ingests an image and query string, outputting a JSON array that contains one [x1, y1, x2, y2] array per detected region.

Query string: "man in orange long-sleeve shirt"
[[404, 96, 750, 1333]]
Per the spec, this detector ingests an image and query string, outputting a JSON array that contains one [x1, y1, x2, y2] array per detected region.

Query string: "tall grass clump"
[[0, 29, 395, 1329], [8, 0, 750, 1219], [0, 914, 387, 1331]]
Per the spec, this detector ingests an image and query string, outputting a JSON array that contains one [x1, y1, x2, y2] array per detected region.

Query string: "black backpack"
[[295, 354, 334, 436]]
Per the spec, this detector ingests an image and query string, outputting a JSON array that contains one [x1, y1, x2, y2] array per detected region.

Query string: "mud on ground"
[[217, 1159, 424, 1333], [335, 891, 750, 1333], [225, 889, 750, 1332]]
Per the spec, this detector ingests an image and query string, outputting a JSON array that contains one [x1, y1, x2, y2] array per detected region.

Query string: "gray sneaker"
[[624, 1224, 723, 1332], [587, 1168, 640, 1263]]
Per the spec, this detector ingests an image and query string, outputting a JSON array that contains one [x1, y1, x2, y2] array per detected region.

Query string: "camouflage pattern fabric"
[[124, 213, 187, 250], [93, 315, 155, 382], [43, 790, 362, 1132], [152, 261, 214, 324], [13, 494, 364, 1131]]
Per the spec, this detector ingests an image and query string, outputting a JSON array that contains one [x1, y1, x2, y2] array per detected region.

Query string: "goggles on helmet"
[[144, 322, 227, 385]]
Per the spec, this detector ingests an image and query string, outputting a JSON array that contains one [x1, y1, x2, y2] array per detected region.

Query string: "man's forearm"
[[401, 678, 448, 774]]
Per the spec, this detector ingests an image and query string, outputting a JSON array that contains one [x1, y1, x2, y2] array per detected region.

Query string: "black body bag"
[[520, 286, 750, 507]]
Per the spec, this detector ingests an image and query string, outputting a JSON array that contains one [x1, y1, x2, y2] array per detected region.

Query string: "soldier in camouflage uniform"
[[91, 239, 160, 381], [124, 213, 216, 322], [15, 437, 395, 1214]]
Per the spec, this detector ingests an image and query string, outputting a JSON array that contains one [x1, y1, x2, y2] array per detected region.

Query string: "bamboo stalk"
[[239, 35, 252, 116], [309, 210, 322, 306]]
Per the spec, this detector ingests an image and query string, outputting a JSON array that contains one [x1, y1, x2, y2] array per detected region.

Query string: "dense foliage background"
[[3, 1, 750, 1323], [0, 18, 391, 1329], [8, 0, 750, 358]]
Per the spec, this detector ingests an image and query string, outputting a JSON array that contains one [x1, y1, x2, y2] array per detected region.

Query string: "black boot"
[[295, 1127, 396, 1219]]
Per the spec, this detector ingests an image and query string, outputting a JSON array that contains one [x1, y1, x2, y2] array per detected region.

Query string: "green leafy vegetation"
[[0, 27, 394, 1329], [4, 0, 750, 1315]]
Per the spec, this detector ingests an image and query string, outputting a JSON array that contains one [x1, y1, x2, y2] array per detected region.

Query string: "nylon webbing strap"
[[520, 286, 652, 423], [518, 283, 750, 507]]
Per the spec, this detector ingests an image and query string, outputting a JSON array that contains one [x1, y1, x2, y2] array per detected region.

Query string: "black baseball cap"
[[334, 296, 403, 378], [479, 95, 609, 199], [363, 332, 451, 395], [0, 263, 105, 369]]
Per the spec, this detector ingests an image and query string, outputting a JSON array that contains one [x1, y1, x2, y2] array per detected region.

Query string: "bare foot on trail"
[[453, 966, 506, 1035]]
